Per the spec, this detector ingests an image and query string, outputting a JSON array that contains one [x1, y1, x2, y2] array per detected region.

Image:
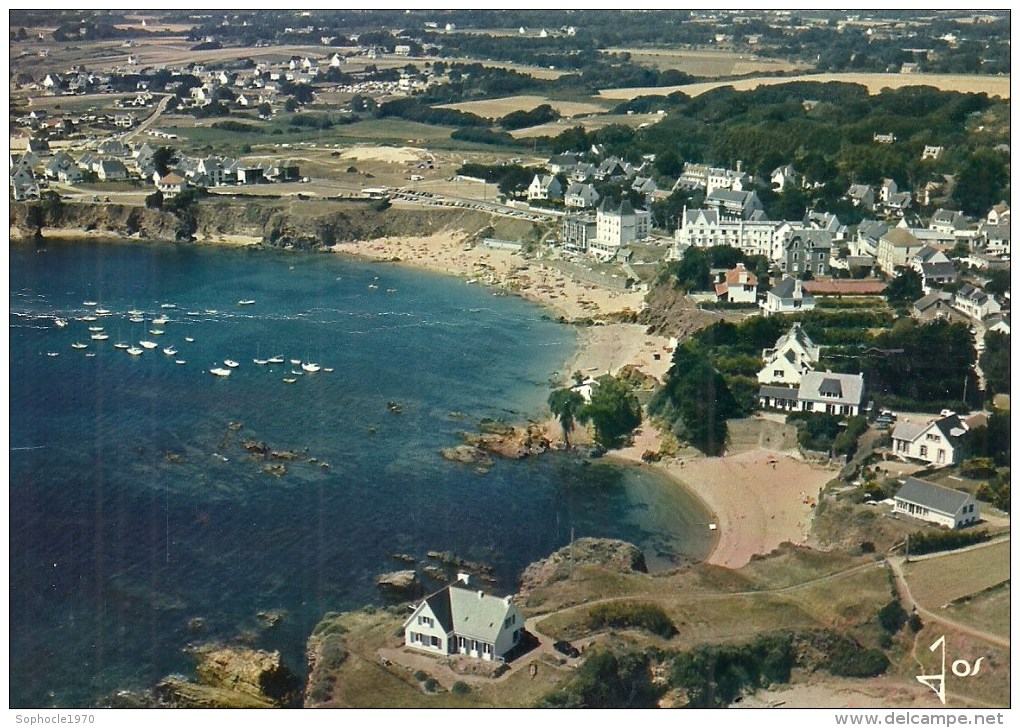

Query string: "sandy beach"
[[338, 230, 836, 569]]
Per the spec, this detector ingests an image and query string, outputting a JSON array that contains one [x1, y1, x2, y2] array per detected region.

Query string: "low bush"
[[587, 602, 677, 638]]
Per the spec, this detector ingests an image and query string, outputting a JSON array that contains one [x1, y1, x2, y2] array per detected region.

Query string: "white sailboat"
[[139, 340, 158, 349], [209, 367, 232, 377]]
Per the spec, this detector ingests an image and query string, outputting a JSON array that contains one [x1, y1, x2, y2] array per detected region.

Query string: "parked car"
[[553, 640, 580, 659]]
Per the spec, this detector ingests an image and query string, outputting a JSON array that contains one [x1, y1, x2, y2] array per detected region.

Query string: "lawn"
[[604, 47, 811, 77], [904, 540, 1010, 609], [942, 582, 1010, 641], [437, 95, 614, 119]]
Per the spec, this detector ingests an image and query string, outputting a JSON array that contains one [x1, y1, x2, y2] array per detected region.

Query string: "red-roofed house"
[[155, 172, 187, 197], [715, 263, 758, 303]]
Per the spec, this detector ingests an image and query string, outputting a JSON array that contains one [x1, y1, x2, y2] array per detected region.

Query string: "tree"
[[548, 388, 585, 448], [152, 146, 178, 177], [980, 331, 1010, 396], [952, 149, 1008, 217], [884, 267, 922, 305], [257, 102, 272, 117], [583, 375, 642, 451], [145, 190, 164, 209]]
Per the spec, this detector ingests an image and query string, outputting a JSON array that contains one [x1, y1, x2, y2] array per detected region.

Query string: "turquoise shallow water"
[[9, 239, 713, 707]]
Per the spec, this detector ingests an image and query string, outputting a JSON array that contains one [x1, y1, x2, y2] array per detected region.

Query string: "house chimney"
[[456, 572, 470, 585], [477, 590, 485, 600]]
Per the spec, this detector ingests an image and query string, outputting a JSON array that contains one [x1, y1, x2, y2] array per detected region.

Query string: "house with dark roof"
[[782, 230, 832, 277], [760, 277, 816, 316], [894, 477, 979, 529], [758, 370, 865, 416], [876, 227, 925, 274], [758, 323, 819, 386], [564, 182, 599, 209], [953, 284, 1001, 322], [705, 188, 763, 220], [891, 413, 968, 467], [590, 198, 650, 260], [403, 576, 524, 661], [911, 291, 969, 325]]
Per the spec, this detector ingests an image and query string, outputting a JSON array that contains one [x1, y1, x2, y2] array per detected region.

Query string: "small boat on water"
[[81, 315, 98, 322], [186, 311, 201, 317], [253, 358, 269, 365], [290, 358, 301, 365], [268, 355, 284, 364], [224, 359, 239, 368], [139, 341, 158, 349], [85, 352, 96, 358], [47, 351, 59, 357], [126, 347, 143, 356], [88, 326, 105, 332], [185, 337, 195, 343], [283, 378, 297, 384], [113, 342, 129, 350], [290, 370, 304, 376], [83, 301, 97, 307], [386, 288, 396, 293], [91, 333, 109, 341], [163, 347, 178, 356], [301, 362, 321, 373], [96, 308, 111, 315], [209, 367, 232, 377], [205, 309, 218, 315], [368, 284, 378, 290], [54, 318, 68, 328], [129, 316, 144, 323], [237, 300, 255, 306], [127, 309, 143, 316], [323, 367, 334, 373], [152, 316, 169, 325], [175, 360, 186, 365], [161, 303, 176, 309], [150, 329, 165, 335], [71, 342, 88, 350]]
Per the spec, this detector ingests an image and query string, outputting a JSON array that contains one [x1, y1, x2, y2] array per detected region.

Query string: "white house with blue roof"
[[894, 477, 979, 529]]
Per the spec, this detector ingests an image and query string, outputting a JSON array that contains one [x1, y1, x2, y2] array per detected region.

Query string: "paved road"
[[121, 93, 172, 143]]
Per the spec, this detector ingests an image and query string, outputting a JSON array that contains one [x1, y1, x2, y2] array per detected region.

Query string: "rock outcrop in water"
[[375, 569, 420, 599]]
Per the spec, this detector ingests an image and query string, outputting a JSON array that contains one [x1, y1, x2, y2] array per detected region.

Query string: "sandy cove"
[[335, 231, 836, 569]]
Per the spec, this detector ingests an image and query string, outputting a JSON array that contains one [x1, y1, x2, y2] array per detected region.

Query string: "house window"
[[774, 370, 784, 377], [431, 635, 440, 648], [920, 446, 928, 457], [937, 449, 946, 463]]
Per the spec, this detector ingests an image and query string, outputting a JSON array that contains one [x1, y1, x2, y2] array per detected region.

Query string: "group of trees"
[[547, 374, 642, 451]]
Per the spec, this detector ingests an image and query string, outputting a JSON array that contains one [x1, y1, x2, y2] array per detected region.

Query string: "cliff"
[[9, 198, 497, 248]]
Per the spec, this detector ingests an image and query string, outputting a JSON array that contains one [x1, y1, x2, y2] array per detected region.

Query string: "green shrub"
[[587, 602, 677, 638], [878, 599, 907, 634], [423, 677, 439, 692], [828, 645, 889, 677], [451, 681, 471, 695], [908, 529, 989, 556], [413, 670, 428, 682], [318, 636, 348, 671]]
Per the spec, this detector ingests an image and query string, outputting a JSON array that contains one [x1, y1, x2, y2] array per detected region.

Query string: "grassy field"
[[598, 72, 1012, 101], [903, 540, 1010, 609], [437, 95, 613, 119], [902, 621, 1010, 708], [604, 47, 811, 77], [942, 582, 1010, 640], [510, 112, 663, 138]]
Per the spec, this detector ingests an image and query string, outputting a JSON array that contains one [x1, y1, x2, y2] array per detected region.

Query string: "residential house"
[[909, 246, 957, 291], [952, 284, 1001, 321], [758, 370, 865, 416], [876, 227, 925, 275], [894, 478, 979, 529], [873, 133, 896, 144], [986, 202, 1010, 227], [10, 168, 40, 201], [891, 414, 969, 468], [564, 182, 599, 209], [236, 166, 266, 185], [757, 322, 820, 386], [269, 159, 301, 182], [96, 159, 127, 181], [589, 199, 650, 260], [675, 162, 749, 194], [561, 213, 597, 252], [155, 172, 187, 197], [547, 153, 579, 175], [760, 276, 816, 316], [929, 208, 964, 236], [43, 151, 76, 180], [978, 223, 1010, 257], [527, 174, 562, 201], [403, 577, 523, 662], [594, 157, 629, 183], [98, 139, 130, 157], [911, 291, 969, 324], [770, 164, 798, 192], [714, 263, 758, 304], [921, 145, 944, 161], [987, 314, 1010, 336], [25, 138, 52, 156], [782, 230, 832, 277], [846, 184, 876, 212]]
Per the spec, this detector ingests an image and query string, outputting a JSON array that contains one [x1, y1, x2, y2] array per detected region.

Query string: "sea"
[[9, 239, 714, 707]]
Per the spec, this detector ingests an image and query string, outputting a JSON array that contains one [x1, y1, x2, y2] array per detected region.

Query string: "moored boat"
[[209, 367, 231, 377], [268, 355, 284, 364], [126, 347, 143, 356], [90, 333, 109, 341], [139, 340, 158, 349], [301, 362, 321, 373], [71, 342, 88, 350], [54, 318, 68, 328], [224, 359, 239, 368]]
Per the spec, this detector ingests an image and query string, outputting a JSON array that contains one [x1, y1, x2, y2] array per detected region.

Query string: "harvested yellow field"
[[599, 72, 1011, 100], [605, 47, 811, 77], [904, 539, 1010, 609], [510, 113, 663, 139], [438, 95, 613, 119]]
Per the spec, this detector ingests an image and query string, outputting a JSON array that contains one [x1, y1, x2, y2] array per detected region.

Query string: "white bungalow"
[[891, 413, 968, 468], [760, 277, 816, 316], [894, 477, 979, 529], [404, 576, 524, 662]]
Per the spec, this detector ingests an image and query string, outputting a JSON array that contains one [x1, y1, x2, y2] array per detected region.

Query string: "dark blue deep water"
[[9, 240, 713, 707]]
